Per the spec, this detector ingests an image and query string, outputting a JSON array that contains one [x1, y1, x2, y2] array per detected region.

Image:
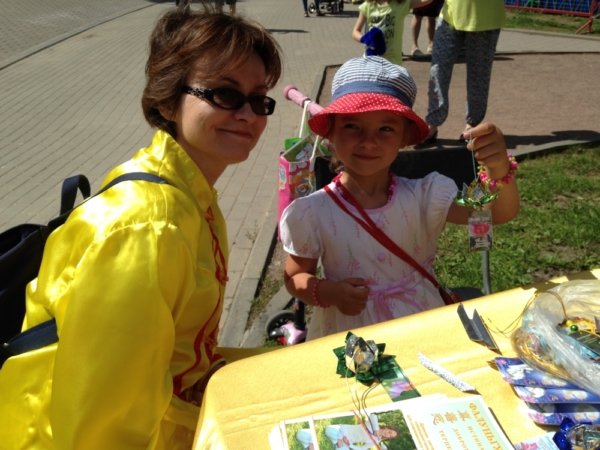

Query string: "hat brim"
[[308, 93, 429, 146]]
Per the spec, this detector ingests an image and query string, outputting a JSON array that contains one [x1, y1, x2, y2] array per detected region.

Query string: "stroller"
[[309, 0, 344, 15], [266, 85, 490, 346]]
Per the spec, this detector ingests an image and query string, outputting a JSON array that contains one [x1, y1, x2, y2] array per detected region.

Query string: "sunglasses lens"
[[210, 88, 275, 116], [212, 88, 246, 110], [249, 96, 276, 116]]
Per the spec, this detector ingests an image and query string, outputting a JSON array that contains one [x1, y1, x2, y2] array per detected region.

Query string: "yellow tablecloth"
[[195, 269, 600, 449]]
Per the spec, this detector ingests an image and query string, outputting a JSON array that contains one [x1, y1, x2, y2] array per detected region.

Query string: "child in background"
[[410, 0, 444, 57], [279, 56, 519, 340], [352, 0, 433, 65]]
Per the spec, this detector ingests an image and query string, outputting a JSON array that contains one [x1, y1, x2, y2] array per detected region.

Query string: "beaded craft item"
[[511, 280, 600, 396]]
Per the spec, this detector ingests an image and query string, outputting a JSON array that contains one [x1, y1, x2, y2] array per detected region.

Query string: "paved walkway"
[[1, 0, 599, 347]]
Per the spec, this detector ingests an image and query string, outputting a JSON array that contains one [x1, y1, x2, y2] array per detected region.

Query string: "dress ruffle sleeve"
[[279, 196, 323, 260]]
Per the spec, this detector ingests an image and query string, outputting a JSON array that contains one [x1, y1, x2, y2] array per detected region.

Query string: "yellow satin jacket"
[[0, 130, 227, 449]]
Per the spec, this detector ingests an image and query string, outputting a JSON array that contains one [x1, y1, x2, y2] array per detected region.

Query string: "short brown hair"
[[142, 5, 282, 137]]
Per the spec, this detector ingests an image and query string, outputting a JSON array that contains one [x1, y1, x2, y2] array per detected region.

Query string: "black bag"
[[0, 172, 167, 367]]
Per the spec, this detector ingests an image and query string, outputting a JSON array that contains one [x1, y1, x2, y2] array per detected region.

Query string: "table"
[[194, 269, 600, 449]]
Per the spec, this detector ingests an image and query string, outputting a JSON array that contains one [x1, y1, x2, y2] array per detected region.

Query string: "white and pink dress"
[[280, 172, 457, 340]]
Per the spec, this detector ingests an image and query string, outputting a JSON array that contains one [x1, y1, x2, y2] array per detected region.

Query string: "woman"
[[0, 6, 281, 449], [421, 0, 504, 144], [325, 413, 399, 449]]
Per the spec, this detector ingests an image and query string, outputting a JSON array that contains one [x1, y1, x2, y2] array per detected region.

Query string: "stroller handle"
[[283, 85, 324, 116]]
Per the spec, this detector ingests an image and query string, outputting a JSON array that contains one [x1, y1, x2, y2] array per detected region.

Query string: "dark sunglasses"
[[182, 86, 276, 116]]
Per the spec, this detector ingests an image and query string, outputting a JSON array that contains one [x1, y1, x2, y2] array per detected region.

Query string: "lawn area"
[[434, 8, 600, 291], [504, 9, 600, 35], [435, 145, 600, 294]]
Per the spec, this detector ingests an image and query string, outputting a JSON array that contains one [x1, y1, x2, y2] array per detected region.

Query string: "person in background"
[[352, 0, 433, 65], [216, 0, 237, 15], [280, 56, 519, 340], [410, 0, 444, 57], [296, 429, 315, 449], [0, 6, 281, 449], [421, 0, 504, 145], [303, 0, 325, 17]]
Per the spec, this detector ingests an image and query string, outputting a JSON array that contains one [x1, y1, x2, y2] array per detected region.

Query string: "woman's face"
[[379, 428, 398, 439], [172, 53, 270, 184]]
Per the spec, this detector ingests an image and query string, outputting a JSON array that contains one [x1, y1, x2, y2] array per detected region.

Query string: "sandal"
[[304, 11, 309, 17], [411, 48, 426, 60]]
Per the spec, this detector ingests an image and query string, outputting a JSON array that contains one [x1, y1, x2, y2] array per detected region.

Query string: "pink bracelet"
[[478, 154, 519, 190], [311, 278, 329, 308]]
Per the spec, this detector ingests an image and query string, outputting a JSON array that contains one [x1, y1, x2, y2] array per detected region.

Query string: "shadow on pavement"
[[317, 53, 600, 152]]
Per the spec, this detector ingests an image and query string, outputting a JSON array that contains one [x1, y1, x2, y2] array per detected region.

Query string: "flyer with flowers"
[[269, 395, 514, 450], [495, 356, 600, 426]]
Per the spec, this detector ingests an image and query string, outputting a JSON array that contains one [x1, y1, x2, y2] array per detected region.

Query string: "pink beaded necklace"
[[332, 173, 396, 207]]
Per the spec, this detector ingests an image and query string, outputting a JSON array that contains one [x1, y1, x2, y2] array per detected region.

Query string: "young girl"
[[352, 0, 433, 65], [279, 56, 519, 340], [410, 0, 444, 56]]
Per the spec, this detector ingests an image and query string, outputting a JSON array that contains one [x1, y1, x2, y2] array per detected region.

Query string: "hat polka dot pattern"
[[308, 56, 429, 146]]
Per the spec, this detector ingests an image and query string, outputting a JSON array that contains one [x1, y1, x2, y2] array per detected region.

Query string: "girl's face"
[[330, 111, 409, 179], [171, 53, 270, 184]]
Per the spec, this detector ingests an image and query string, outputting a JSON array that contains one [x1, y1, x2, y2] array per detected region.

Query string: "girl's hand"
[[466, 123, 510, 180], [283, 256, 370, 314], [461, 121, 520, 224], [326, 278, 369, 315], [447, 121, 519, 225]]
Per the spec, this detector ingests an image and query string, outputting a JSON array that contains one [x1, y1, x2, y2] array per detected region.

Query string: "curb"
[[500, 27, 600, 42], [240, 69, 327, 347], [220, 195, 279, 347]]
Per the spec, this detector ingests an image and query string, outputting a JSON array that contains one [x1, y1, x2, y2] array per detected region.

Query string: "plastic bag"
[[512, 279, 600, 395], [277, 101, 327, 238]]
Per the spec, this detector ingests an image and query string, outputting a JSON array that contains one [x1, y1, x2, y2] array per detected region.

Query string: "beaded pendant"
[[455, 180, 499, 210], [453, 144, 498, 251]]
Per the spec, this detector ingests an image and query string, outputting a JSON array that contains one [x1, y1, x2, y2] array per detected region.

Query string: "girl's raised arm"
[[352, 12, 367, 43], [447, 123, 520, 225]]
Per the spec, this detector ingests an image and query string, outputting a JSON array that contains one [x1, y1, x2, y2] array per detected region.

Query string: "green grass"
[[434, 145, 600, 293], [504, 9, 600, 35], [427, 9, 600, 289]]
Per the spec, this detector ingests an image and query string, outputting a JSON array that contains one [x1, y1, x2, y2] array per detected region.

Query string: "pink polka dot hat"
[[308, 56, 429, 146]]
